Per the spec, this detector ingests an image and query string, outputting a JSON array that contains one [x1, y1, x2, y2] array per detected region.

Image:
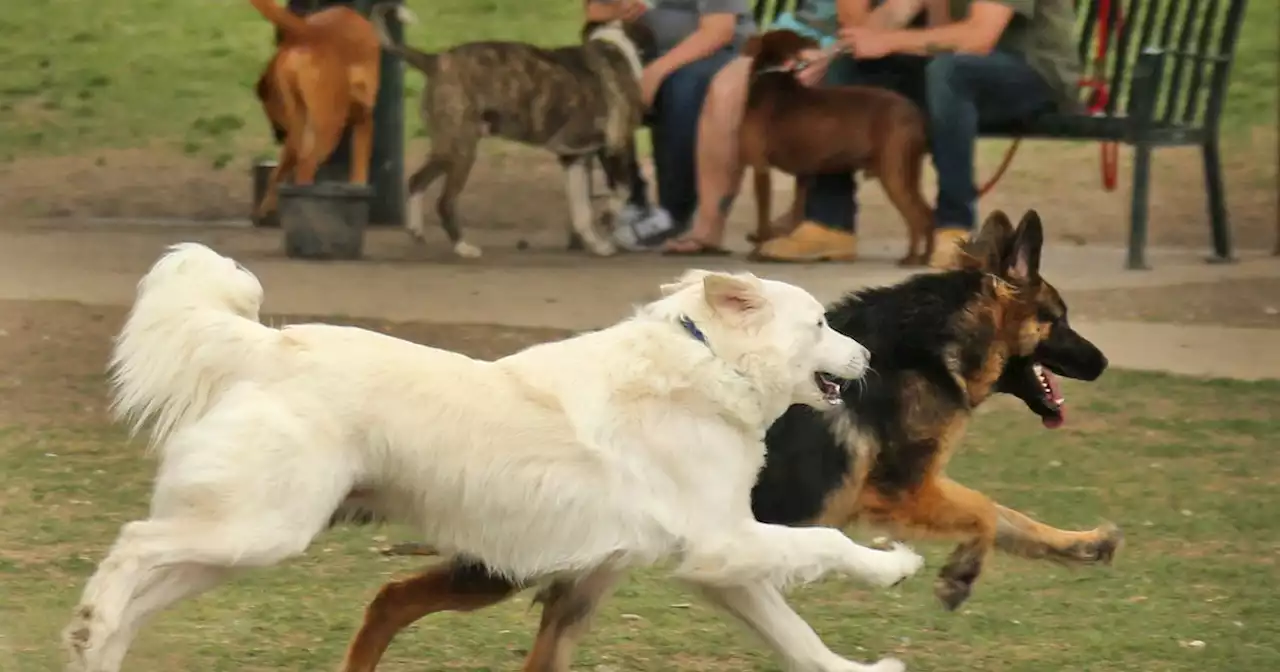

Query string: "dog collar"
[[678, 315, 709, 347]]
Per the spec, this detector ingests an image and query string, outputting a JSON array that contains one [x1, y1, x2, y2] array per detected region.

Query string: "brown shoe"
[[753, 221, 857, 262], [929, 228, 971, 269]]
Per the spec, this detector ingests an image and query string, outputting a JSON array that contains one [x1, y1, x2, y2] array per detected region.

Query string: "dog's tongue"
[[1042, 369, 1066, 429]]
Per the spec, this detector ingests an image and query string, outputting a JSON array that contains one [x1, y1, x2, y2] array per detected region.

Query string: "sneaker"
[[611, 204, 678, 252], [754, 221, 858, 262], [929, 228, 971, 269]]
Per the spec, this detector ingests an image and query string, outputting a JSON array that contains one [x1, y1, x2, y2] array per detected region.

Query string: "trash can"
[[279, 182, 373, 260]]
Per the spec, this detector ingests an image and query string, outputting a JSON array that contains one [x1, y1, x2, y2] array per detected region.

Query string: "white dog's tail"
[[110, 243, 272, 448]]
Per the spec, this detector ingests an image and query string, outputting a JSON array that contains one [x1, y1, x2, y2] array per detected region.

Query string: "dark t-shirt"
[[598, 0, 757, 55], [952, 0, 1081, 109]]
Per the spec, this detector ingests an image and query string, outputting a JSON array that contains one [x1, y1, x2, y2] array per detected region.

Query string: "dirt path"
[[0, 221, 1277, 380], [1, 134, 1277, 251]]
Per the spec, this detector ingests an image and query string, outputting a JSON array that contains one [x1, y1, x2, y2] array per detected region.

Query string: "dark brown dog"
[[250, 0, 382, 219], [741, 29, 935, 265]]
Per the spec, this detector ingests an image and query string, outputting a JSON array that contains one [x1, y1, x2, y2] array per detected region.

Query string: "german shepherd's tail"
[[247, 0, 311, 39], [370, 2, 438, 74]]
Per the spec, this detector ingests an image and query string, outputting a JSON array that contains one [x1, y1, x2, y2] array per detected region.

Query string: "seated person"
[[662, 0, 937, 257], [586, 0, 756, 250], [768, 0, 1079, 266]]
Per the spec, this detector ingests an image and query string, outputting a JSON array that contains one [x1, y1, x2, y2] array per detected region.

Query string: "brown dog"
[[250, 0, 383, 219], [741, 30, 935, 265]]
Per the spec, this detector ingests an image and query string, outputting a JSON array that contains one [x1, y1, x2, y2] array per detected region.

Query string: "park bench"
[[748, 0, 1250, 269]]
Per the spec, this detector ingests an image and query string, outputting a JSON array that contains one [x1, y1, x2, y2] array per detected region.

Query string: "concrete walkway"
[[2, 220, 1277, 380]]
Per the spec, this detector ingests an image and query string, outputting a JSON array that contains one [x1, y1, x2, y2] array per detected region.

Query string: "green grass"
[[0, 0, 1274, 163], [2, 331, 1278, 671]]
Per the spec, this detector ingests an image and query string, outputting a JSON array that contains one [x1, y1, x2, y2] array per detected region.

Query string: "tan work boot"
[[929, 228, 971, 269], [753, 221, 858, 262]]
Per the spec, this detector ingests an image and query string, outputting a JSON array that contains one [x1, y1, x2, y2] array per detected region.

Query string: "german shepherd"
[[338, 210, 1123, 672]]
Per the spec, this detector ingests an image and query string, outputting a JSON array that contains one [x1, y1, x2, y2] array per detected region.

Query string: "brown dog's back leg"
[[339, 558, 519, 672], [751, 166, 773, 249], [349, 109, 375, 186], [877, 130, 935, 266], [523, 567, 622, 672]]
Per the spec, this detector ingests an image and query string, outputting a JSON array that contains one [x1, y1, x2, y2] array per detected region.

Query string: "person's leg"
[[663, 56, 752, 254], [926, 51, 1055, 267], [756, 55, 863, 262], [651, 49, 739, 231]]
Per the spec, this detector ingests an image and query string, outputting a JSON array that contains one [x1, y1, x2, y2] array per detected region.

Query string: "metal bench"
[[752, 0, 1250, 269]]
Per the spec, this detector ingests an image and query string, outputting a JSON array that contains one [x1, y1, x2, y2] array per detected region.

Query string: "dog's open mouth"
[[814, 372, 846, 405], [1034, 363, 1066, 429]]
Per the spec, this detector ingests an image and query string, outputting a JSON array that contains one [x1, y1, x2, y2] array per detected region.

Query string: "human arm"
[[843, 0, 1019, 58], [640, 4, 739, 105], [584, 0, 647, 24]]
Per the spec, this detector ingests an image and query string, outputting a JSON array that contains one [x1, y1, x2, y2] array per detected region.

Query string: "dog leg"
[[563, 158, 617, 257], [404, 156, 450, 244], [699, 581, 906, 672], [523, 566, 623, 672], [295, 119, 346, 185], [64, 516, 318, 672], [751, 165, 773, 248], [92, 563, 231, 672], [877, 146, 934, 267], [340, 559, 520, 672], [677, 522, 922, 591], [858, 477, 997, 610], [349, 109, 375, 186], [994, 504, 1123, 565], [436, 147, 482, 258], [256, 139, 298, 219]]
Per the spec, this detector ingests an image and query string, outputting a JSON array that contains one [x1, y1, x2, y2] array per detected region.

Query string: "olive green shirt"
[[951, 0, 1081, 110]]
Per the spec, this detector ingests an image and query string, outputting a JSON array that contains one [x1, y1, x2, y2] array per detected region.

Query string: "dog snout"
[[847, 343, 870, 379]]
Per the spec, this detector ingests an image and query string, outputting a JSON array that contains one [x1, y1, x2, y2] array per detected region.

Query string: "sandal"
[[661, 237, 732, 257]]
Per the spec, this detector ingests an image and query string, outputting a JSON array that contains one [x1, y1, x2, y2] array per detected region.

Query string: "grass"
[[1, 302, 1278, 672], [0, 0, 1274, 164]]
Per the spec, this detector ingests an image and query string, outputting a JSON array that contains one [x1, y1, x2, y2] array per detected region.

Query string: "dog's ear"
[[702, 272, 766, 317], [1005, 210, 1044, 284], [659, 269, 716, 297], [958, 210, 1015, 272], [743, 34, 764, 58]]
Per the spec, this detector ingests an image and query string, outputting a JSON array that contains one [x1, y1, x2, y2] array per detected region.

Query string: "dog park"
[[1, 1, 1278, 671]]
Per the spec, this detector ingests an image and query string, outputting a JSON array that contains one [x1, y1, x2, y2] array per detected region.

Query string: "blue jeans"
[[802, 54, 929, 232], [647, 48, 739, 228], [927, 52, 1056, 230]]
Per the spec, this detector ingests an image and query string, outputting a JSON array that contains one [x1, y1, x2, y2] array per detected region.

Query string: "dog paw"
[[873, 543, 923, 588], [867, 658, 907, 672], [1081, 522, 1124, 564], [934, 575, 972, 611], [453, 241, 483, 259]]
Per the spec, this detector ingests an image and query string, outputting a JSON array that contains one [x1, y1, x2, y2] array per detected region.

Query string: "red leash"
[[979, 0, 1122, 196]]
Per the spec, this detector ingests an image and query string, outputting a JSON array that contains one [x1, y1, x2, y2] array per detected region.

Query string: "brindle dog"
[[369, 5, 655, 259], [339, 210, 1124, 672]]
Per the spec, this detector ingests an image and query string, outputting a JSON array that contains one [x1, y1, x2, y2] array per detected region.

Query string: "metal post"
[[300, 0, 404, 226]]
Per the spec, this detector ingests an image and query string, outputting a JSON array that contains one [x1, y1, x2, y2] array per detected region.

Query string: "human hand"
[[619, 0, 648, 22], [794, 48, 832, 87], [839, 27, 899, 60]]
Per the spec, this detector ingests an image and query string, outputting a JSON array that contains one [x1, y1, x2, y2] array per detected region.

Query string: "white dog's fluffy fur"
[[63, 243, 922, 672]]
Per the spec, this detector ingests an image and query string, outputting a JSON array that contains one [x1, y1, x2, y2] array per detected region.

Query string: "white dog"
[[63, 243, 922, 672]]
